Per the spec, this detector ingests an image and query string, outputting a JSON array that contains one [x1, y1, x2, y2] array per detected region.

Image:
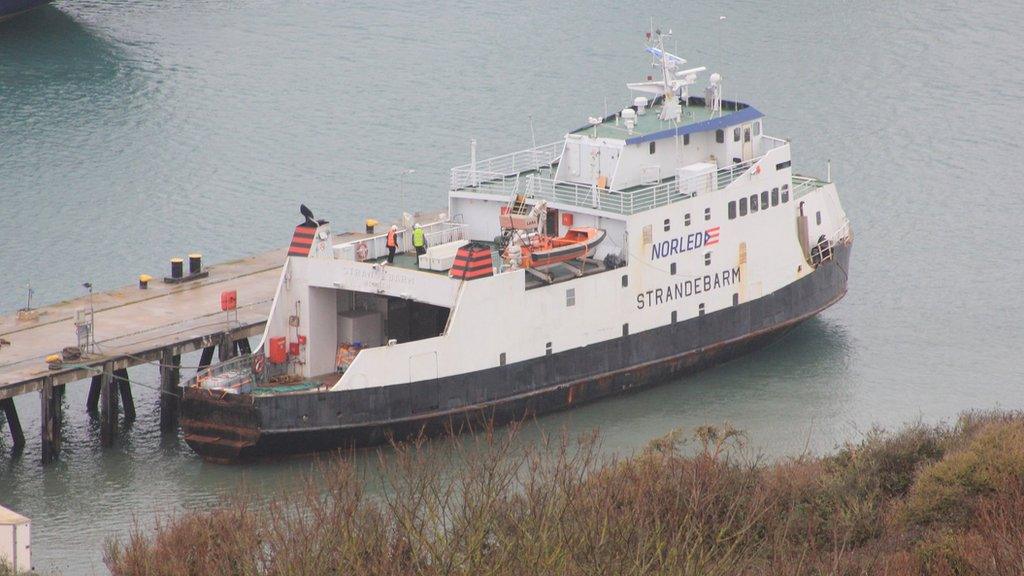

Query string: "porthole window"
[[739, 197, 748, 216], [698, 303, 706, 316], [622, 323, 629, 336], [781, 184, 790, 203], [499, 352, 506, 366], [663, 218, 670, 232], [621, 274, 628, 287], [684, 213, 691, 226], [670, 262, 677, 275], [733, 127, 741, 142], [816, 211, 822, 226], [732, 293, 739, 306], [704, 252, 711, 266], [760, 190, 769, 208], [771, 188, 779, 206], [716, 129, 724, 144], [728, 201, 737, 220], [566, 288, 576, 307], [704, 207, 711, 221], [671, 311, 677, 323], [750, 194, 759, 213], [649, 141, 656, 155], [545, 342, 552, 356]]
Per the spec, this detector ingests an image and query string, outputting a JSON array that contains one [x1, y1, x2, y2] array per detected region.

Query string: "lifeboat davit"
[[520, 227, 606, 268]]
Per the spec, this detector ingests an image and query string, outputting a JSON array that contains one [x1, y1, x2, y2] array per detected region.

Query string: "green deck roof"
[[572, 101, 718, 140]]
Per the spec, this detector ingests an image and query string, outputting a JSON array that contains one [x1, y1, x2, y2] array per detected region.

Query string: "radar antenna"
[[626, 27, 706, 123]]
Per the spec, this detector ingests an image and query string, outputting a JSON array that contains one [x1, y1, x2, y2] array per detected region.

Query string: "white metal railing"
[[759, 135, 788, 155], [451, 153, 772, 216], [423, 221, 468, 247], [792, 175, 827, 199], [450, 141, 563, 190], [810, 218, 851, 266], [332, 221, 468, 262]]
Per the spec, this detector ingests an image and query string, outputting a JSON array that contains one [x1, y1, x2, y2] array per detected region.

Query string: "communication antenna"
[[706, 72, 723, 118], [627, 25, 706, 123]]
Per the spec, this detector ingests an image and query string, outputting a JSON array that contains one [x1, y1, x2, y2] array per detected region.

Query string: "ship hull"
[[182, 240, 851, 463], [0, 0, 52, 22]]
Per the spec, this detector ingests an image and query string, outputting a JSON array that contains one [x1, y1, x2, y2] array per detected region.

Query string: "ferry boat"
[[181, 30, 853, 462], [0, 0, 51, 22]]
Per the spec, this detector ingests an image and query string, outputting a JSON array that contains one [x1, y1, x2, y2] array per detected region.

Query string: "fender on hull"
[[183, 241, 851, 462]]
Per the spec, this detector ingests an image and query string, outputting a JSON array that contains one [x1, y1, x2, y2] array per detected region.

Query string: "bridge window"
[[733, 127, 741, 142], [649, 141, 656, 155], [771, 188, 779, 206], [739, 197, 748, 216], [781, 184, 790, 203], [716, 129, 724, 143], [760, 190, 769, 209], [750, 194, 759, 213], [704, 207, 711, 221], [728, 201, 737, 220]]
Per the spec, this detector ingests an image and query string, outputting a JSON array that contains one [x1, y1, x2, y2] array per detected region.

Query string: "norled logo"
[[651, 227, 720, 260]]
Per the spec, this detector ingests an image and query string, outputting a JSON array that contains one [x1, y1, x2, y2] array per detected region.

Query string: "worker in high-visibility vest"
[[412, 223, 427, 256], [386, 225, 398, 263]]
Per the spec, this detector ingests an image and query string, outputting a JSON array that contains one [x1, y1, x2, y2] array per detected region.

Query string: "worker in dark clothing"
[[386, 225, 398, 264], [412, 223, 427, 257]]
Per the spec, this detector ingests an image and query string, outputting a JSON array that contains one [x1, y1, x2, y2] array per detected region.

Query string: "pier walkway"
[[0, 249, 285, 462]]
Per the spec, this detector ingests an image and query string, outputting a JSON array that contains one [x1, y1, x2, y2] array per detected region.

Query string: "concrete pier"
[[0, 249, 286, 462]]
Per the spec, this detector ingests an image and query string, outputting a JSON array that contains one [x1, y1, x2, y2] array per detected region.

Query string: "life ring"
[[355, 241, 369, 261], [252, 352, 265, 375]]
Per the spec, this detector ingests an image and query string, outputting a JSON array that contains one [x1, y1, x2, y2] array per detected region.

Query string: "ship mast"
[[626, 28, 706, 123]]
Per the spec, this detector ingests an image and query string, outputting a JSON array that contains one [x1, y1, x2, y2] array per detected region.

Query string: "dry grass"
[[104, 410, 1024, 576]]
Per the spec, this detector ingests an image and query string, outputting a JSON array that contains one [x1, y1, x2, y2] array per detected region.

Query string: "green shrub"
[[904, 421, 1024, 527]]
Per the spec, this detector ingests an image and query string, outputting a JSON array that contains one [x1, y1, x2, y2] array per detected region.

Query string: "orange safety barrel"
[[288, 224, 317, 257], [450, 243, 494, 280]]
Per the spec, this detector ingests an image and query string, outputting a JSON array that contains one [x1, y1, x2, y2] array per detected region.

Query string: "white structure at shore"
[[0, 505, 30, 573]]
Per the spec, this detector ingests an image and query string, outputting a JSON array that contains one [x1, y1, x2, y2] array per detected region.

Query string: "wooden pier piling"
[[159, 350, 180, 433], [99, 363, 116, 447], [86, 374, 101, 413], [114, 368, 135, 422], [40, 379, 61, 463], [1, 397, 25, 451]]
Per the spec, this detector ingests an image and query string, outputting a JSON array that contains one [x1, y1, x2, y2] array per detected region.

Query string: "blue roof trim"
[[625, 106, 764, 145]]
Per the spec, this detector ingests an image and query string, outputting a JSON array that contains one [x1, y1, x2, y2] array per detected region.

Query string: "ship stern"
[[180, 387, 262, 463]]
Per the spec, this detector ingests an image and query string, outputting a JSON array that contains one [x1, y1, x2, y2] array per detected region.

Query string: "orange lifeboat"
[[518, 227, 606, 268]]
